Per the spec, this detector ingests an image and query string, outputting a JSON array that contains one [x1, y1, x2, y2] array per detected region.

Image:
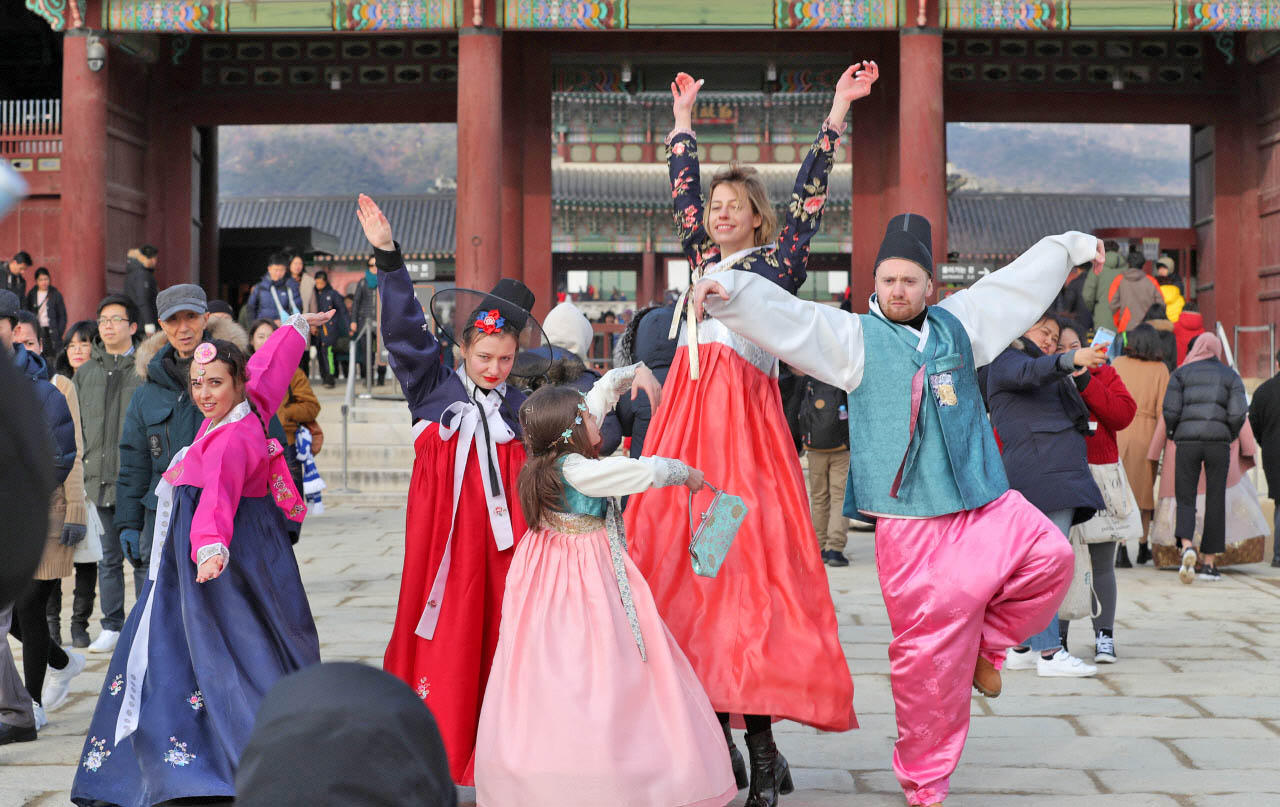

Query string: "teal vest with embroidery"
[[554, 457, 607, 517], [844, 305, 1008, 519]]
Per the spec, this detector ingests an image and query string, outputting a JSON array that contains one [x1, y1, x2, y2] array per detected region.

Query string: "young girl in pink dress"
[[475, 370, 734, 807]]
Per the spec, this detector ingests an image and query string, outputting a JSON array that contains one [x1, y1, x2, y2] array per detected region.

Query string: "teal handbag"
[[688, 483, 747, 578]]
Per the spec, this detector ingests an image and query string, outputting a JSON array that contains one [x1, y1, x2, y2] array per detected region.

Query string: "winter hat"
[[156, 284, 207, 321], [875, 213, 933, 275], [1157, 256, 1176, 273], [543, 301, 594, 363]]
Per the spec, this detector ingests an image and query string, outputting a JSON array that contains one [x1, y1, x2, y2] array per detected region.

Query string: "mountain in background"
[[217, 121, 1190, 198], [946, 122, 1189, 196]]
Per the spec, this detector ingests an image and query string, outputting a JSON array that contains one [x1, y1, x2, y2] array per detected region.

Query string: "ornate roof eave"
[[27, 0, 86, 31]]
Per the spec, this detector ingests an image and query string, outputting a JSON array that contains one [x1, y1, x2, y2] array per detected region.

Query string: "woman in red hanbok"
[[625, 65, 877, 805], [355, 194, 547, 785]]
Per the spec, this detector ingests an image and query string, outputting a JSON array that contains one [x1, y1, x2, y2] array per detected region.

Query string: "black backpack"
[[799, 378, 848, 451]]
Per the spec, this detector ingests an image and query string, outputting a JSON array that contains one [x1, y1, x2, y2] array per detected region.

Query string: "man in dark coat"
[[123, 245, 159, 333], [245, 252, 303, 324], [115, 285, 249, 594], [4, 251, 30, 301], [74, 294, 142, 653], [1248, 351, 1280, 567], [312, 270, 348, 389]]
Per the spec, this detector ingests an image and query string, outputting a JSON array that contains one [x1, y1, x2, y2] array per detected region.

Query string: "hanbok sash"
[[668, 245, 765, 380], [412, 389, 516, 641]]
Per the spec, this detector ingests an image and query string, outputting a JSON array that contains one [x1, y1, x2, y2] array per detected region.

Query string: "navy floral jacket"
[[667, 123, 842, 292]]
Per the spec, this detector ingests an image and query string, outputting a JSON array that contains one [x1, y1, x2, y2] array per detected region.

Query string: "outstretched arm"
[[243, 314, 316, 416], [698, 270, 866, 392], [561, 454, 702, 498], [938, 233, 1101, 368], [356, 194, 452, 419]]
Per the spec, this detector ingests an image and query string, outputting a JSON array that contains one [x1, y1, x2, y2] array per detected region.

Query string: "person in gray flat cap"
[[114, 284, 251, 591]]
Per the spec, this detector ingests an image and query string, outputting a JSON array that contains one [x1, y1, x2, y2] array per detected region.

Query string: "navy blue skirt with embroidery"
[[70, 488, 320, 807]]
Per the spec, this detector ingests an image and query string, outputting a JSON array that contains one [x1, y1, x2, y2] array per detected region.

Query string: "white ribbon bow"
[[413, 393, 516, 641]]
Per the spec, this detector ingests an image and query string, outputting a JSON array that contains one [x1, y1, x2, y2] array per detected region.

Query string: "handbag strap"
[[688, 482, 722, 536]]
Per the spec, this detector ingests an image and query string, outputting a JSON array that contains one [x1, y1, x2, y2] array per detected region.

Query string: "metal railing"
[[1233, 323, 1276, 379], [1, 99, 62, 159], [336, 321, 404, 493]]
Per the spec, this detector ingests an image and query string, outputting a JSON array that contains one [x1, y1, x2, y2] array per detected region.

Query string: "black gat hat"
[[875, 213, 934, 275]]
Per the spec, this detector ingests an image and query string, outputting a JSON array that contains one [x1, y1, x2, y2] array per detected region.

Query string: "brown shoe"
[[973, 655, 1001, 698]]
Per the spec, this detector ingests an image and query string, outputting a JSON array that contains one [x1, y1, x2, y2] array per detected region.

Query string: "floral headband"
[[560, 399, 589, 444], [475, 309, 506, 335]]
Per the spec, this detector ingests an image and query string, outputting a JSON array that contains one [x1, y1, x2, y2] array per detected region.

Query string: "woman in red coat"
[[1055, 318, 1138, 664]]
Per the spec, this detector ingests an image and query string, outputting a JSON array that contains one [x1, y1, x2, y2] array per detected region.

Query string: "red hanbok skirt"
[[626, 342, 856, 732], [383, 423, 527, 785]]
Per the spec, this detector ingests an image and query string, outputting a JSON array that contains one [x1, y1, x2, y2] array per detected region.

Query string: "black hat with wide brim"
[[430, 279, 551, 378]]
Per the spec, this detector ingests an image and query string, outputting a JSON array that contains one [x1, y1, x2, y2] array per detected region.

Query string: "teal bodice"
[[844, 305, 1008, 520], [554, 456, 608, 518]]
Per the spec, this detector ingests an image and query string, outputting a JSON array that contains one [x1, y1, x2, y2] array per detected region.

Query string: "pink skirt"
[[475, 523, 736, 807]]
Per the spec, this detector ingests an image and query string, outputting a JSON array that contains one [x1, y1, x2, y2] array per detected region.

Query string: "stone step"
[[318, 443, 415, 468], [315, 465, 414, 493]]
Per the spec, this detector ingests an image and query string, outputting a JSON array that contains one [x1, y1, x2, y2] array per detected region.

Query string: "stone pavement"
[[5, 500, 1280, 806]]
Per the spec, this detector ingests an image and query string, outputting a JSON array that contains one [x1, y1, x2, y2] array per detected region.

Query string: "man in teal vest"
[[692, 214, 1103, 807]]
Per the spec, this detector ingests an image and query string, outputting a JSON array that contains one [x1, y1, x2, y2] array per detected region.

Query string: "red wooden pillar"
[[501, 38, 524, 285], [198, 126, 220, 296], [59, 31, 109, 318], [897, 28, 947, 289], [520, 43, 554, 319], [639, 248, 657, 307], [457, 27, 504, 294]]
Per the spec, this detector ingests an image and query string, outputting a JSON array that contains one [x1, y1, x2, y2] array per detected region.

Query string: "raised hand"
[[829, 61, 879, 124], [1091, 238, 1106, 274], [1072, 345, 1108, 370], [671, 72, 704, 131], [356, 193, 394, 251]]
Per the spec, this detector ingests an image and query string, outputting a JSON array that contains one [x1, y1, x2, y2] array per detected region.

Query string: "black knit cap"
[[874, 213, 934, 275]]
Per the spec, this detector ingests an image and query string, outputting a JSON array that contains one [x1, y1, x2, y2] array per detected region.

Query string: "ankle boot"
[[1114, 543, 1132, 568], [744, 729, 793, 807], [722, 721, 748, 789], [1136, 542, 1152, 565]]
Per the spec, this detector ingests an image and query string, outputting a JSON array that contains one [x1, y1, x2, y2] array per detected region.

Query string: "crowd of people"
[[0, 58, 1277, 807]]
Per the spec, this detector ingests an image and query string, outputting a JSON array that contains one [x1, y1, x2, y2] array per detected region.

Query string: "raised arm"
[[667, 73, 719, 271], [583, 362, 662, 422], [244, 315, 309, 417], [357, 194, 452, 419], [769, 62, 877, 293], [700, 270, 866, 391], [938, 232, 1101, 368]]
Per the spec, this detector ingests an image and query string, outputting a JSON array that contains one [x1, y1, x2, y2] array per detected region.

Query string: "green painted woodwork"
[[627, 0, 774, 28], [225, 0, 334, 30], [1068, 0, 1173, 30]]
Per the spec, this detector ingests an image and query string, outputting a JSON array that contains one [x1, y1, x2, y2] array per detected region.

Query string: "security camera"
[[86, 36, 106, 72]]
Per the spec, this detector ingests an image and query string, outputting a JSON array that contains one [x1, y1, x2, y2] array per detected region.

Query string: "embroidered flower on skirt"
[[187, 691, 204, 711], [108, 674, 123, 696], [164, 737, 197, 768], [82, 737, 111, 772], [416, 677, 431, 700]]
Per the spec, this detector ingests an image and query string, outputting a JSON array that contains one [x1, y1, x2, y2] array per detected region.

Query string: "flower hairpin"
[[193, 342, 216, 377], [475, 309, 506, 335], [560, 427, 575, 444]]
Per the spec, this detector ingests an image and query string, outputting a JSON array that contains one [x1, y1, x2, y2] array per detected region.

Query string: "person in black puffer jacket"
[[613, 304, 677, 459], [1161, 332, 1247, 582]]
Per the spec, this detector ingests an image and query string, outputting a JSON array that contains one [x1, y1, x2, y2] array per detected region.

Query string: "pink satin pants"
[[873, 490, 1073, 805]]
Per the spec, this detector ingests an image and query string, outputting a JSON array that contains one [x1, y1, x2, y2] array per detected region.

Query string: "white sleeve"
[[584, 362, 642, 423], [938, 231, 1098, 368], [286, 313, 309, 340], [702, 271, 867, 391], [561, 454, 689, 498]]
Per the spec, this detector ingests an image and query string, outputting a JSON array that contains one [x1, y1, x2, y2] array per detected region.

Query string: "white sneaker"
[[1178, 547, 1197, 584], [1004, 647, 1038, 670], [31, 702, 47, 730], [41, 652, 86, 712], [1037, 648, 1097, 677], [88, 630, 119, 653]]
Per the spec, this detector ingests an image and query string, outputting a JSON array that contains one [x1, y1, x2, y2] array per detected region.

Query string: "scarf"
[[364, 269, 378, 290], [295, 425, 325, 515]]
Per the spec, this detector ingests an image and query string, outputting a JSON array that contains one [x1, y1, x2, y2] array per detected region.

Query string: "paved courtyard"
[[4, 500, 1280, 806]]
